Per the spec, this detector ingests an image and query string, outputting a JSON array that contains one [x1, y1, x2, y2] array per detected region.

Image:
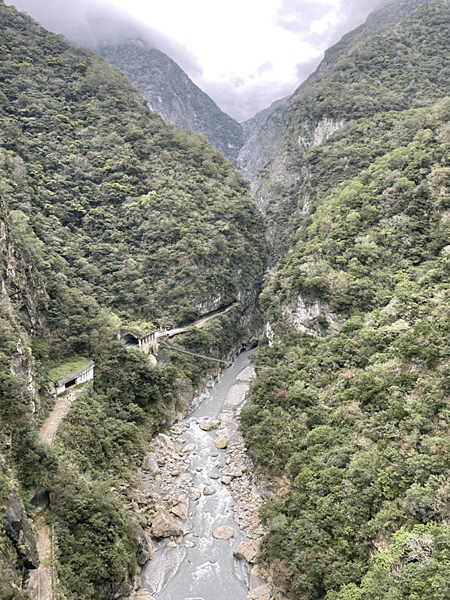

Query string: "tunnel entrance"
[[123, 333, 139, 347], [65, 377, 77, 389]]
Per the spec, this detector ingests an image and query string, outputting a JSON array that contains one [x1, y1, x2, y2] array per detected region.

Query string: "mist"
[[5, 0, 389, 122]]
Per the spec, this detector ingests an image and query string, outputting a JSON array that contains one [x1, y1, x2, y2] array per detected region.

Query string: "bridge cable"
[[161, 343, 275, 370]]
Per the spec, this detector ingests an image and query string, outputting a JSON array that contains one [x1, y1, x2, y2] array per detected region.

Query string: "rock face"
[[1, 494, 39, 570], [238, 97, 289, 184], [96, 40, 244, 164], [281, 294, 346, 337], [136, 527, 154, 565]]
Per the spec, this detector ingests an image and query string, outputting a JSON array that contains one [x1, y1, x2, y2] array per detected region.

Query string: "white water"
[[141, 350, 257, 600]]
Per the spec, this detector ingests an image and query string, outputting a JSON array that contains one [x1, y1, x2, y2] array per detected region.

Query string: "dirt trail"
[[27, 387, 85, 600], [26, 519, 53, 600], [39, 392, 76, 446]]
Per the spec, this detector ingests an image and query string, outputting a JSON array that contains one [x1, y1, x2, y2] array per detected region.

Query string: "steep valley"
[[4, 1, 450, 600]]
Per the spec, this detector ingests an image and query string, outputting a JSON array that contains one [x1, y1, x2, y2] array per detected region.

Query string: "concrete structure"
[[119, 329, 158, 355], [50, 361, 94, 396]]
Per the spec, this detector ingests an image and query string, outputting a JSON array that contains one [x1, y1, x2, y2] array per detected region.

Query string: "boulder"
[[150, 507, 184, 538], [136, 527, 154, 565], [157, 433, 173, 448], [214, 435, 229, 449], [170, 504, 184, 519], [212, 525, 234, 540], [233, 539, 261, 563], [143, 452, 159, 473], [190, 488, 201, 501], [182, 443, 195, 453], [247, 584, 271, 600], [199, 421, 212, 431]]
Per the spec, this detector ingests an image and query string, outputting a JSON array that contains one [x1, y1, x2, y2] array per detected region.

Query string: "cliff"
[[96, 40, 244, 164]]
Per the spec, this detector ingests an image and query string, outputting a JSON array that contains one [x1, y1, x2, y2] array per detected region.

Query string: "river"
[[139, 349, 266, 600]]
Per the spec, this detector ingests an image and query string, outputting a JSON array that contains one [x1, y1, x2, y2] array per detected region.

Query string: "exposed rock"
[[136, 527, 154, 565], [212, 525, 234, 540], [247, 584, 271, 600], [96, 41, 244, 164], [203, 486, 215, 496], [281, 295, 345, 337], [200, 421, 213, 431], [182, 443, 195, 453], [157, 433, 173, 448], [190, 488, 201, 501], [170, 504, 184, 519], [120, 589, 156, 600], [233, 539, 261, 563], [142, 453, 159, 473], [150, 506, 184, 538], [210, 473, 219, 480], [214, 434, 229, 449], [221, 476, 232, 485], [30, 487, 50, 512], [1, 493, 39, 569]]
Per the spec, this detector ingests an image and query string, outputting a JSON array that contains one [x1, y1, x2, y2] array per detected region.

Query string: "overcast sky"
[[5, 0, 388, 121]]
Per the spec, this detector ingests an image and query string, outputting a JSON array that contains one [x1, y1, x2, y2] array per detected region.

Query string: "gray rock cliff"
[[95, 40, 244, 164]]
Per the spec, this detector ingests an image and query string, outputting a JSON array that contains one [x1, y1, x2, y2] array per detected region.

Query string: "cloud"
[[277, 1, 333, 34], [277, 0, 388, 52], [200, 75, 296, 123], [5, 0, 390, 121], [256, 61, 276, 76], [295, 55, 323, 81], [4, 0, 203, 78]]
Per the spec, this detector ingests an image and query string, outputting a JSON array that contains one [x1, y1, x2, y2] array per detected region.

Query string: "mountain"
[[5, 0, 450, 599], [94, 39, 245, 164], [239, 1, 450, 598], [238, 0, 436, 192], [237, 96, 289, 183], [0, 1, 267, 597]]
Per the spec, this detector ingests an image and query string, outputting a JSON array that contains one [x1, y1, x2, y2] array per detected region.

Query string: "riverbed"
[[139, 349, 266, 600]]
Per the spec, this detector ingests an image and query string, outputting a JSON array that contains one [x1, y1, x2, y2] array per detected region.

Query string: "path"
[[27, 387, 85, 600], [156, 302, 240, 341], [38, 391, 76, 445]]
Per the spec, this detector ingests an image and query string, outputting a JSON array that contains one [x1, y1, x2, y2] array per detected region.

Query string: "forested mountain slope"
[[95, 40, 245, 164], [0, 2, 266, 326], [0, 2, 267, 598], [240, 1, 450, 598], [243, 0, 445, 207]]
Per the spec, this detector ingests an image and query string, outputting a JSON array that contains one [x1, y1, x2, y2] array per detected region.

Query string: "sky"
[[5, 0, 388, 121]]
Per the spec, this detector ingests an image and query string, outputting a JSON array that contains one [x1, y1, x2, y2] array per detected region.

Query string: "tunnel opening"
[[65, 377, 77, 389], [123, 333, 139, 347]]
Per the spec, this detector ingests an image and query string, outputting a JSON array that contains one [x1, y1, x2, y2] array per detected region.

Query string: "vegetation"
[[4, 0, 450, 599], [260, 0, 450, 255], [0, 1, 266, 598], [48, 357, 91, 381], [241, 2, 450, 597]]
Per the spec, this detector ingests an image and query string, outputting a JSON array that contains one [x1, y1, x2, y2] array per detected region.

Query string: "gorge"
[[3, 1, 450, 600]]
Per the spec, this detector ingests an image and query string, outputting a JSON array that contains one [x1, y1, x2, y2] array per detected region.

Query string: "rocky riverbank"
[[117, 358, 289, 600]]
